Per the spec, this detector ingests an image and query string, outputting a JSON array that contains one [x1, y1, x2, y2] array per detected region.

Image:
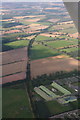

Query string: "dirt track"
[[31, 55, 79, 79]]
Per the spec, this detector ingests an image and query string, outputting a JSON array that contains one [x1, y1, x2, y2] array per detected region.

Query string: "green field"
[[35, 35, 53, 41], [61, 27, 78, 34], [30, 42, 61, 60], [45, 100, 79, 115], [37, 22, 52, 26], [60, 47, 78, 53], [46, 40, 78, 49], [4, 40, 29, 49], [3, 82, 33, 118]]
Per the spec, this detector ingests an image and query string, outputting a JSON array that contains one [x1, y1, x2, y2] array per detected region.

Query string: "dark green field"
[[45, 100, 79, 116], [3, 82, 33, 118], [30, 42, 61, 60]]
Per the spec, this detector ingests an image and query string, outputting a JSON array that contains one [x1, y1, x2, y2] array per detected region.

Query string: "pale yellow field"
[[48, 19, 60, 23], [25, 18, 41, 22], [40, 32, 60, 37]]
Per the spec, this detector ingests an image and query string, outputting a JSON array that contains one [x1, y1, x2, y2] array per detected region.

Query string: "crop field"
[[4, 40, 29, 49], [28, 23, 49, 31], [31, 55, 79, 79], [45, 100, 79, 116], [60, 47, 78, 53], [2, 72, 26, 84], [2, 47, 28, 65], [39, 85, 59, 99], [40, 33, 60, 37], [51, 82, 71, 95], [35, 35, 53, 41], [49, 23, 77, 34], [37, 22, 53, 26], [3, 32, 27, 38], [2, 61, 27, 76], [46, 40, 78, 49], [3, 82, 33, 118], [61, 27, 78, 34], [47, 18, 60, 23], [30, 43, 60, 60]]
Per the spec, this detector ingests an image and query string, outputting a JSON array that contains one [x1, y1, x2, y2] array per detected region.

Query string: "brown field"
[[0, 19, 13, 22], [13, 25, 27, 28], [58, 21, 73, 25], [2, 72, 26, 84], [2, 30, 22, 34], [29, 24, 48, 29], [40, 32, 60, 37], [25, 18, 41, 22], [24, 24, 48, 33], [0, 9, 9, 12], [13, 15, 37, 19], [69, 32, 78, 38], [1, 47, 28, 65], [2, 61, 27, 76], [31, 55, 79, 79], [48, 19, 60, 23], [45, 7, 61, 10]]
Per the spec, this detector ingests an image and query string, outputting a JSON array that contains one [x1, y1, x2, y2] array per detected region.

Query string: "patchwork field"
[[46, 39, 78, 49], [31, 55, 79, 79]]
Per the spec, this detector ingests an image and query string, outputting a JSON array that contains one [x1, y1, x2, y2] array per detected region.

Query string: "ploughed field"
[[31, 55, 79, 79], [1, 47, 28, 84]]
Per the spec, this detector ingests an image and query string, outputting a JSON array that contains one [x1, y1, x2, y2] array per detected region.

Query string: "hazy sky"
[[1, 0, 63, 2]]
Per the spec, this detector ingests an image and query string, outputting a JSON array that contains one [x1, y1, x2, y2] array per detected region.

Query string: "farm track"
[[25, 34, 40, 119], [24, 24, 55, 118]]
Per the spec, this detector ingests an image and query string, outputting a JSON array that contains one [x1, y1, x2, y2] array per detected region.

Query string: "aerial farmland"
[[1, 1, 80, 119]]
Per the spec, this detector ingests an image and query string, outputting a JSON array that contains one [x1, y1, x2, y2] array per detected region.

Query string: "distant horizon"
[[1, 0, 63, 3]]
